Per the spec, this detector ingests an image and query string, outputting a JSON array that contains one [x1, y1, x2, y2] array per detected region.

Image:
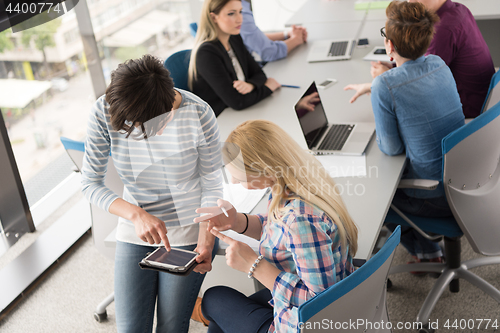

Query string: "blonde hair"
[[223, 120, 358, 256], [188, 0, 240, 89]]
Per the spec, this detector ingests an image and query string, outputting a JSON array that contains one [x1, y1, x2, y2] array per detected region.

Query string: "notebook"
[[294, 81, 375, 155], [307, 39, 356, 62]]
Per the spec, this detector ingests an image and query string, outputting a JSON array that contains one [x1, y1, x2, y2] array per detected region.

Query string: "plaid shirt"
[[257, 195, 354, 333]]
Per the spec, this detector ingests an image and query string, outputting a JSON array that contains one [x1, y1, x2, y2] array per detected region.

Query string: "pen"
[[221, 206, 229, 217], [281, 84, 300, 89]]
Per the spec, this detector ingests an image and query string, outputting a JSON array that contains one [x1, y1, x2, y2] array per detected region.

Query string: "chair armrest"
[[398, 179, 439, 190]]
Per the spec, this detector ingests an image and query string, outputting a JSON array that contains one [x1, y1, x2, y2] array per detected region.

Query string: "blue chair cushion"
[[60, 136, 84, 152], [386, 208, 463, 238], [189, 22, 198, 38]]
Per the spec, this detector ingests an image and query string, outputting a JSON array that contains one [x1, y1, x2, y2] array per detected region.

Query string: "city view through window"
[[0, 0, 194, 206]]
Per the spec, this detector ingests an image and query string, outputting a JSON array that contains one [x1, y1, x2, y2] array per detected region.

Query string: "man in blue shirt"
[[240, 0, 307, 62]]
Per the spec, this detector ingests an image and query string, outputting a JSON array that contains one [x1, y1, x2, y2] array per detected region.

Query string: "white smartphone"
[[317, 78, 337, 89], [142, 247, 199, 272]]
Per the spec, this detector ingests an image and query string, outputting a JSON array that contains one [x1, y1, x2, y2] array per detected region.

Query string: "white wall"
[[252, 0, 308, 31], [188, 0, 308, 30]]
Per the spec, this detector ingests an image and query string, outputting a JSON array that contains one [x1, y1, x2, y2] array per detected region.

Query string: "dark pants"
[[385, 190, 453, 260], [201, 286, 274, 333]]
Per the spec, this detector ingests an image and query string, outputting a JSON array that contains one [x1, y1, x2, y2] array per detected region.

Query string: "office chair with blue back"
[[189, 22, 198, 38], [298, 226, 401, 333], [60, 137, 123, 322], [386, 97, 500, 333], [163, 49, 192, 91]]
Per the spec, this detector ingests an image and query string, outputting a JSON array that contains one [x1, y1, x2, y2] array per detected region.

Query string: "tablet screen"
[[147, 248, 197, 267]]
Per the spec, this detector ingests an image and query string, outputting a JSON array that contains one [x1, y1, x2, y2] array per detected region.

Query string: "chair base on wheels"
[[94, 292, 114, 322], [389, 237, 500, 325]]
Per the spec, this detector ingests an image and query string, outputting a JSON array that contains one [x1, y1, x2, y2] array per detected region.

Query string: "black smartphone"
[[374, 48, 387, 55], [357, 38, 369, 47]]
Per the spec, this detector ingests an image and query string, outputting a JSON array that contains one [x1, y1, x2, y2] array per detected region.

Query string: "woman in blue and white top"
[[81, 54, 223, 333]]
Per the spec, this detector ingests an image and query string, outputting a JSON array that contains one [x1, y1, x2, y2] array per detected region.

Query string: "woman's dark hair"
[[385, 1, 439, 60], [105, 54, 176, 139]]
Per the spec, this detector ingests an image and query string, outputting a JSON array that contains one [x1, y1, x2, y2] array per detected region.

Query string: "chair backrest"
[[189, 22, 198, 38], [298, 226, 401, 333], [442, 100, 500, 256], [481, 70, 500, 113], [60, 137, 122, 260], [163, 49, 192, 91]]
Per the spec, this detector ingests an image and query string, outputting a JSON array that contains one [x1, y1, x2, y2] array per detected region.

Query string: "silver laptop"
[[294, 82, 375, 155], [307, 39, 356, 62]]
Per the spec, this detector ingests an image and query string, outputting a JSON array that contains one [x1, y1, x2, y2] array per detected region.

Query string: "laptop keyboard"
[[328, 41, 348, 57], [318, 124, 354, 151]]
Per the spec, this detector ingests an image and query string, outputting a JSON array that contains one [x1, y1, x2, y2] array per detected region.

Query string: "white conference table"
[[216, 7, 406, 260], [219, 0, 499, 259]]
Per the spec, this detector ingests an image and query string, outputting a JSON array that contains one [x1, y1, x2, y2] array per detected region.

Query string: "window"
[[63, 28, 79, 44], [0, 0, 195, 223]]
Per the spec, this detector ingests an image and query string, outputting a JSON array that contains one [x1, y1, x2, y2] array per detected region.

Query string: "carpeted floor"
[[1, 227, 499, 333]]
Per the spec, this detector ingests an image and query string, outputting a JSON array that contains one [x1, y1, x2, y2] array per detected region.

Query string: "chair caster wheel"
[[94, 311, 107, 322], [386, 278, 392, 289], [418, 324, 435, 333]]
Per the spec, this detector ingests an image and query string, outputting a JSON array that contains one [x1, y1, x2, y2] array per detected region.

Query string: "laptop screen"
[[294, 82, 329, 148]]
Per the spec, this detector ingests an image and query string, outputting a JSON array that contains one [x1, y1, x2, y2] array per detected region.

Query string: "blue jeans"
[[114, 240, 218, 333], [201, 286, 274, 333], [386, 190, 452, 260]]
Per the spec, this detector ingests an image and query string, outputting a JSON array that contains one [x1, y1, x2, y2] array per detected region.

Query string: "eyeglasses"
[[380, 26, 398, 51], [380, 26, 387, 39]]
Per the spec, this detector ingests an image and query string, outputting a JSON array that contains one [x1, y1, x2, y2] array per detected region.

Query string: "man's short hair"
[[385, 1, 439, 60], [105, 54, 176, 139]]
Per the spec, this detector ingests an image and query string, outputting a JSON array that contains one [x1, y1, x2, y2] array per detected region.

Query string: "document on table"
[[223, 182, 269, 213], [316, 155, 367, 178], [221, 229, 260, 249], [220, 178, 267, 250]]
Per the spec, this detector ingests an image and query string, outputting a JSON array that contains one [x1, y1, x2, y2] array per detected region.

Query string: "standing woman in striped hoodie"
[[81, 54, 223, 333]]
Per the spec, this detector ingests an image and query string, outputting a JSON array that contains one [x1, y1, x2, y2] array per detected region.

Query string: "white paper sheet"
[[223, 182, 269, 213], [316, 155, 367, 178], [221, 229, 260, 250]]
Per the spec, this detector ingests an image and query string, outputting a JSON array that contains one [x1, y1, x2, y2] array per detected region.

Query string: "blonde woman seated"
[[193, 120, 358, 333], [189, 0, 280, 117]]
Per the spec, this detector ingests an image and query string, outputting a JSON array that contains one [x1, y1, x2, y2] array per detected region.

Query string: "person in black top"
[[188, 0, 280, 116]]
